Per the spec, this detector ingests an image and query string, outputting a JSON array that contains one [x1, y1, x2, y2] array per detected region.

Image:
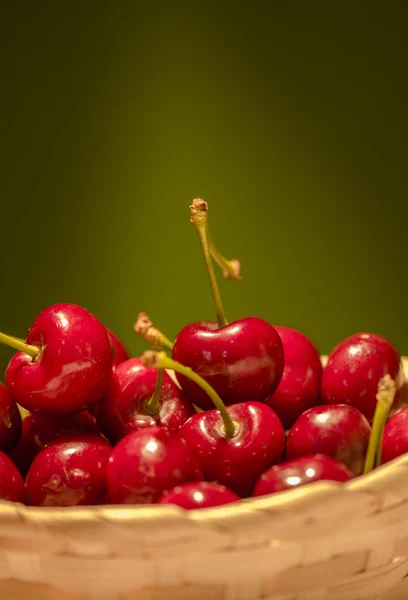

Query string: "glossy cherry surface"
[[95, 358, 193, 445], [6, 303, 113, 416], [172, 317, 284, 410], [107, 426, 202, 504], [25, 433, 112, 507], [179, 401, 285, 496], [252, 454, 352, 497], [10, 410, 99, 477], [267, 326, 322, 429], [0, 450, 25, 503], [107, 328, 129, 368], [321, 333, 403, 421], [157, 481, 239, 509], [0, 382, 22, 453], [286, 404, 371, 476], [381, 407, 408, 464]]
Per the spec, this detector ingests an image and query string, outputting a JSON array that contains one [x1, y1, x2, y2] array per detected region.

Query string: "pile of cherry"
[[0, 199, 407, 510]]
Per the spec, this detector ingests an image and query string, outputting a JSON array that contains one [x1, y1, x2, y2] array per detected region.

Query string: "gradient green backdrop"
[[1, 4, 407, 376]]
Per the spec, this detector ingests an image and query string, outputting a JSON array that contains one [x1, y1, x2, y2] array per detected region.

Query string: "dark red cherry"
[[25, 433, 112, 507], [381, 407, 408, 464], [321, 333, 404, 421], [157, 481, 239, 509], [252, 454, 352, 497], [0, 382, 22, 453], [6, 303, 113, 416], [286, 404, 371, 476], [107, 328, 129, 368], [95, 358, 193, 444], [267, 326, 322, 429], [0, 451, 25, 503], [172, 317, 284, 410], [107, 427, 202, 505]]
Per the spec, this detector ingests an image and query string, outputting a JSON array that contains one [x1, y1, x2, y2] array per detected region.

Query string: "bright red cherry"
[[25, 433, 112, 507], [321, 333, 404, 421], [10, 410, 99, 477], [107, 328, 129, 368], [252, 454, 352, 497], [286, 404, 371, 476], [157, 481, 239, 509], [107, 426, 202, 504], [5, 303, 113, 416], [267, 326, 322, 429], [381, 407, 408, 464], [0, 382, 22, 453], [95, 357, 193, 445], [0, 451, 25, 503]]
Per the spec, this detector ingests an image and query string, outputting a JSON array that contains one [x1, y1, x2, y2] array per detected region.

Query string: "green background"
[[1, 4, 407, 377]]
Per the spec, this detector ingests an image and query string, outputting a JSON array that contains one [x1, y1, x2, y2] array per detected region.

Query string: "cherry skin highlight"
[[25, 433, 112, 507], [321, 332, 403, 421], [172, 317, 284, 410], [0, 451, 25, 503], [381, 407, 408, 464], [95, 358, 193, 445], [267, 326, 322, 429], [0, 382, 22, 454], [157, 481, 239, 509], [178, 402, 285, 497], [286, 404, 371, 476], [6, 303, 113, 416], [252, 454, 352, 497]]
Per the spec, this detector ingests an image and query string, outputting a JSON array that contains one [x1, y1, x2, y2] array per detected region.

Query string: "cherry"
[[4, 303, 113, 416], [141, 351, 285, 497], [107, 328, 129, 368], [381, 407, 408, 464], [25, 433, 112, 507], [0, 382, 22, 453], [252, 454, 352, 497], [172, 200, 283, 410], [321, 332, 404, 421], [95, 357, 193, 445], [10, 410, 99, 477], [107, 426, 202, 504], [267, 326, 322, 429], [286, 404, 371, 476], [0, 450, 25, 503], [157, 481, 239, 509]]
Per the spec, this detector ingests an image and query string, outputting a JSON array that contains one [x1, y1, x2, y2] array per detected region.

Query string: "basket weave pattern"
[[1, 361, 407, 600]]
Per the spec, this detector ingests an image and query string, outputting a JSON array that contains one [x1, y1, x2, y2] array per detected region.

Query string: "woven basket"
[[1, 359, 408, 600]]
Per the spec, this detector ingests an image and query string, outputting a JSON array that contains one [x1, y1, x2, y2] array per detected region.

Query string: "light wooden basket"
[[1, 359, 408, 600]]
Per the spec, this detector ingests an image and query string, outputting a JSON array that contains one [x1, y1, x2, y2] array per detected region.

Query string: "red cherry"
[[321, 333, 404, 421], [286, 404, 371, 476], [381, 407, 408, 464], [107, 427, 202, 505], [107, 328, 129, 368], [6, 303, 113, 416], [0, 382, 22, 453], [267, 326, 322, 429], [157, 481, 239, 509], [25, 433, 112, 507], [252, 454, 352, 497], [172, 317, 284, 410], [10, 410, 99, 477], [0, 451, 25, 503], [95, 358, 193, 445], [179, 402, 285, 496]]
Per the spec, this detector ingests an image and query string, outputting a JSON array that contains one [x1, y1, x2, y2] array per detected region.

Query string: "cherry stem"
[[144, 368, 164, 416], [208, 231, 241, 280], [134, 312, 174, 351], [190, 199, 228, 328], [0, 332, 39, 359], [363, 374, 396, 474], [141, 350, 236, 438]]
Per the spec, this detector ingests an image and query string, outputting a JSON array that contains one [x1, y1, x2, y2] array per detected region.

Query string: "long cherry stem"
[[208, 231, 241, 280], [190, 199, 228, 328], [141, 350, 236, 437], [144, 368, 164, 416], [0, 332, 39, 359], [363, 374, 396, 474], [134, 312, 174, 351]]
